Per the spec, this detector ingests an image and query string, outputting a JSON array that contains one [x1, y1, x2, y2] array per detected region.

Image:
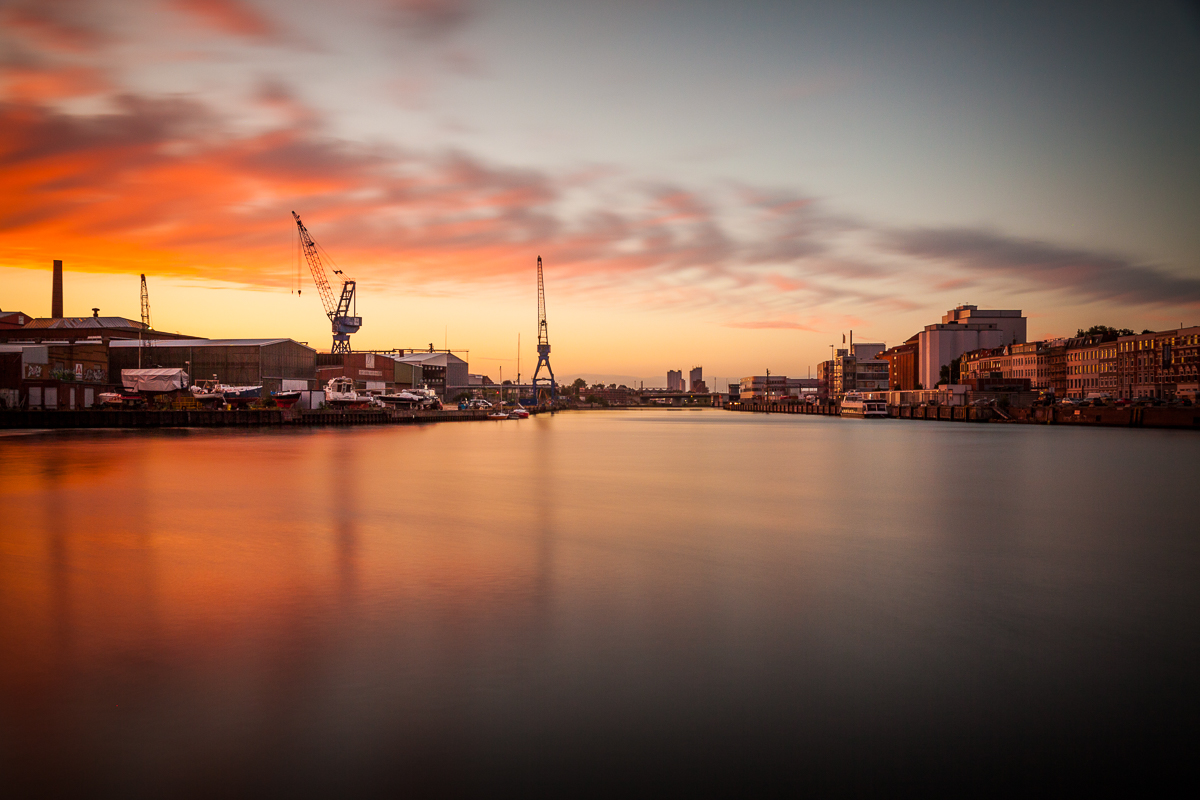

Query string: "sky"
[[1, 0, 1199, 385]]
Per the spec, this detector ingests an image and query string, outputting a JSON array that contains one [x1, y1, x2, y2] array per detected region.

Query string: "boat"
[[221, 384, 263, 405], [325, 377, 370, 409], [840, 393, 888, 418], [189, 377, 225, 405], [488, 406, 510, 419], [98, 391, 143, 408], [372, 390, 429, 409], [270, 390, 302, 409], [508, 407, 530, 419]]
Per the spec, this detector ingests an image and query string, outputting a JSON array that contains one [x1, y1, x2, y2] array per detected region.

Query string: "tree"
[[937, 357, 961, 386], [571, 378, 586, 395], [1076, 325, 1134, 338]]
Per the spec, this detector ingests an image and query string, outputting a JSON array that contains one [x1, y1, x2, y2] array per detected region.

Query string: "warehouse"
[[108, 339, 316, 396], [396, 351, 468, 400], [0, 341, 110, 410]]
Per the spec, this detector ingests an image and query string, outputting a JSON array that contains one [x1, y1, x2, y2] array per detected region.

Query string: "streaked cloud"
[[882, 227, 1200, 308]]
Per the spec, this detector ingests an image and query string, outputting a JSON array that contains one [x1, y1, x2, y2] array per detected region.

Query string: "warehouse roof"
[[26, 316, 147, 330], [397, 351, 467, 366], [109, 338, 314, 350]]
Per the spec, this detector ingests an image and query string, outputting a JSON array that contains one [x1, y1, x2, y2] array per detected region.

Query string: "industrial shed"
[[396, 351, 468, 399], [108, 339, 316, 395]]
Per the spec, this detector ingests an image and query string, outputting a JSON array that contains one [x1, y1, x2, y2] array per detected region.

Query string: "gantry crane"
[[531, 255, 556, 403], [292, 211, 361, 354]]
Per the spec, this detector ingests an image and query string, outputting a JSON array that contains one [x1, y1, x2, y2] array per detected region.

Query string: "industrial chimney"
[[52, 259, 63, 318]]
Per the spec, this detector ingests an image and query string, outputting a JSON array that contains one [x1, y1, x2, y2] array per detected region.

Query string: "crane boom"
[[292, 211, 361, 354], [537, 256, 549, 347]]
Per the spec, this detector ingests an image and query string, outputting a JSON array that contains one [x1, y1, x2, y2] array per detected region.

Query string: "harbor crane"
[[138, 273, 154, 368], [531, 255, 557, 403], [292, 211, 361, 354]]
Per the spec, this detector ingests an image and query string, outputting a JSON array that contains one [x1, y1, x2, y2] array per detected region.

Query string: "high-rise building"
[[667, 369, 684, 391], [689, 366, 703, 392]]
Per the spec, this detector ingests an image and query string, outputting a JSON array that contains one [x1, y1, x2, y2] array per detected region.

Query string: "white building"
[[918, 305, 1026, 389]]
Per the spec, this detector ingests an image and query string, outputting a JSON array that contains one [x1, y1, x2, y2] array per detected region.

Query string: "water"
[[1, 409, 1197, 794]]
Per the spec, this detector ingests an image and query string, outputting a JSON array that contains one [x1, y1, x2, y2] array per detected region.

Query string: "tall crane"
[[531, 255, 556, 403], [292, 211, 361, 354], [139, 273, 153, 368], [139, 274, 151, 330]]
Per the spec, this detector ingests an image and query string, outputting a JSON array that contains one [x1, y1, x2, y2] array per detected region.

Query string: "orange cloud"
[[1, 64, 110, 102]]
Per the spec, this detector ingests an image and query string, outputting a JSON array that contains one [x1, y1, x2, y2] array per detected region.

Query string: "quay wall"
[[726, 401, 1200, 430], [0, 407, 531, 429]]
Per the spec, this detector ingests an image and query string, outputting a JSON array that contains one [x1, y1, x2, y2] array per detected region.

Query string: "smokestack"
[[52, 259, 63, 318], [92, 308, 99, 318]]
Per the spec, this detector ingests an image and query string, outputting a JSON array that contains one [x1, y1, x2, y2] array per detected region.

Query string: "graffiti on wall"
[[25, 364, 43, 379]]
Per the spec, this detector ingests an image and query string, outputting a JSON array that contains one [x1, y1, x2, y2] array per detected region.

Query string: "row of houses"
[[958, 328, 1200, 400], [859, 306, 1197, 401]]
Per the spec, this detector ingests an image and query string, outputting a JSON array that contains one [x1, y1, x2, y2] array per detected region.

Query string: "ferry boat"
[[840, 393, 889, 419]]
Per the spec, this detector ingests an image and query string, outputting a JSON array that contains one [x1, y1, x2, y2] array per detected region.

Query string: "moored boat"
[[508, 407, 530, 419], [271, 390, 302, 408], [840, 393, 888, 418], [189, 377, 225, 405], [324, 377, 370, 409], [221, 385, 263, 405]]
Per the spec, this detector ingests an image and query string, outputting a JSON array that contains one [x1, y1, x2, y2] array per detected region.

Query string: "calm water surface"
[[1, 409, 1197, 794]]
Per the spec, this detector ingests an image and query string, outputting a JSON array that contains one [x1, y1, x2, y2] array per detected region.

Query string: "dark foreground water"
[[1, 409, 1197, 795]]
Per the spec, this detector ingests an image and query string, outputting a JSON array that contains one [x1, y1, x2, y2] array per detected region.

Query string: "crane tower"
[[531, 255, 556, 403], [292, 211, 362, 354]]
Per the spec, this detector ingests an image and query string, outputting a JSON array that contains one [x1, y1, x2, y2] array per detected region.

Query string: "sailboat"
[[488, 365, 509, 419]]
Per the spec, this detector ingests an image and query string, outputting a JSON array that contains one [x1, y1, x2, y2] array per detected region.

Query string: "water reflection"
[[1, 412, 1197, 794]]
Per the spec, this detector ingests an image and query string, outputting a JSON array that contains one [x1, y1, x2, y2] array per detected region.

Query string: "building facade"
[[0, 342, 110, 410], [1116, 326, 1200, 399], [917, 305, 1026, 390], [877, 337, 920, 390]]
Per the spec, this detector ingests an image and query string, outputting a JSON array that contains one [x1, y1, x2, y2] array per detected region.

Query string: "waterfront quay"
[[726, 400, 1200, 430], [0, 406, 548, 430]]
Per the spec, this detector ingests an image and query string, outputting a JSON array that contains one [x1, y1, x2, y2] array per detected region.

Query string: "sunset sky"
[[2, 0, 1198, 384]]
